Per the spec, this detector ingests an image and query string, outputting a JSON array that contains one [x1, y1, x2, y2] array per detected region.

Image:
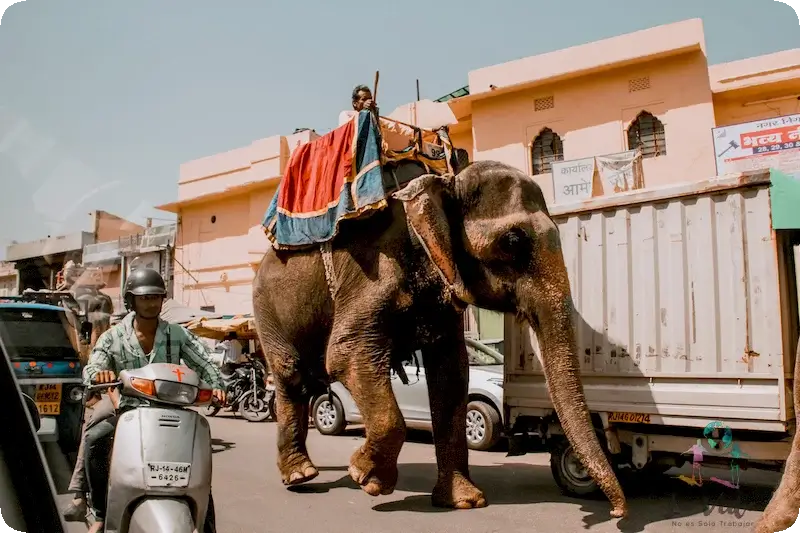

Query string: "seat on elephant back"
[[261, 109, 463, 252]]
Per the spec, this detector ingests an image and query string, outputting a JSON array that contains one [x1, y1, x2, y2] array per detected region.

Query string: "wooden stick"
[[373, 71, 380, 102]]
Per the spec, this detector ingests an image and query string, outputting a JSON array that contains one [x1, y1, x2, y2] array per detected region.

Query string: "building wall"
[[0, 262, 18, 296], [86, 212, 145, 310], [173, 184, 277, 315], [93, 210, 145, 242], [469, 51, 718, 204]]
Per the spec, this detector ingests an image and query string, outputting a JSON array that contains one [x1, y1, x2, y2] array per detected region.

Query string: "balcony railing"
[[82, 240, 121, 264], [82, 223, 177, 263], [119, 224, 177, 253]]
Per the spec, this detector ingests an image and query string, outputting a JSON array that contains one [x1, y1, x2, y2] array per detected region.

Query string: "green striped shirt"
[[84, 311, 223, 409]]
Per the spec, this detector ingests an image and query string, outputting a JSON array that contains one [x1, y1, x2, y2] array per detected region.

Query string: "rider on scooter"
[[82, 267, 226, 533]]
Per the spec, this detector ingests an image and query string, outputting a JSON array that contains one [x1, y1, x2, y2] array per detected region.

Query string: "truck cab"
[[0, 299, 87, 464]]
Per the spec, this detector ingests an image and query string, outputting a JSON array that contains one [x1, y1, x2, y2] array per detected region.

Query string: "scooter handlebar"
[[86, 380, 122, 393]]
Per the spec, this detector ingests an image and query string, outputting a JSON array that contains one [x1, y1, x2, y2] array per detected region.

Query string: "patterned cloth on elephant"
[[262, 110, 458, 251]]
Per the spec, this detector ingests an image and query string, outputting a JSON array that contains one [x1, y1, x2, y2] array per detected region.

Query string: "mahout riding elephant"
[[754, 335, 800, 532], [252, 160, 628, 517]]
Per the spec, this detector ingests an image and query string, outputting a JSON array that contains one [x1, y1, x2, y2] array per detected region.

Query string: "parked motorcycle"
[[203, 354, 274, 422], [85, 363, 217, 533]]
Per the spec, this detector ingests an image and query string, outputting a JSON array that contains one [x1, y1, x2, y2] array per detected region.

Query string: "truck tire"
[[312, 394, 346, 436], [466, 400, 501, 451], [549, 437, 601, 497]]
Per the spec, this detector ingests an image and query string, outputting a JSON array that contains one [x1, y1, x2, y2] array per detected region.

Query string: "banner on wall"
[[595, 149, 643, 193], [712, 113, 800, 177], [551, 157, 595, 204]]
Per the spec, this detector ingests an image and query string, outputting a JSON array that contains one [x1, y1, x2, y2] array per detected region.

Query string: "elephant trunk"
[[523, 259, 627, 519], [752, 335, 800, 532]]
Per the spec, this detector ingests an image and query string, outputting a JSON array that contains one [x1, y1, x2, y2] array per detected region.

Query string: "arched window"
[[531, 128, 564, 175], [627, 111, 666, 158]]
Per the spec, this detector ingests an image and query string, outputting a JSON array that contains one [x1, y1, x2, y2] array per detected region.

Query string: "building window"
[[627, 111, 666, 158], [531, 128, 564, 175]]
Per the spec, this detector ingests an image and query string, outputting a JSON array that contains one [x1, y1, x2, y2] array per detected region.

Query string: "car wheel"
[[465, 401, 501, 451], [549, 437, 601, 497], [312, 394, 346, 436]]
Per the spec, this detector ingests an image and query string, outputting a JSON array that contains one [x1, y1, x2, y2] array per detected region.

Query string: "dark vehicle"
[[0, 326, 66, 533], [203, 353, 274, 422], [0, 299, 88, 465]]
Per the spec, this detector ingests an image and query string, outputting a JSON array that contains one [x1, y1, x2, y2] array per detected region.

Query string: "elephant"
[[252, 159, 628, 517], [753, 334, 800, 533]]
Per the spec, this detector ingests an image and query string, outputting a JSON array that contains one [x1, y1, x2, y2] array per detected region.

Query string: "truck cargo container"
[[503, 169, 800, 495]]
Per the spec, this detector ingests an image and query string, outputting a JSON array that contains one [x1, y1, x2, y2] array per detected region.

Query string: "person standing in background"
[[220, 332, 248, 374]]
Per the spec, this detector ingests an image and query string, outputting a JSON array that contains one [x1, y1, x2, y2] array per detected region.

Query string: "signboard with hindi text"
[[712, 113, 800, 177], [551, 157, 594, 205]]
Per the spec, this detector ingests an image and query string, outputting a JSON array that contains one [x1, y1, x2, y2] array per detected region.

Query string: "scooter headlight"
[[153, 381, 198, 405]]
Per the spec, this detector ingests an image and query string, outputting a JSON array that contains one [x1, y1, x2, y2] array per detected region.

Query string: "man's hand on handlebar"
[[212, 389, 226, 404], [94, 370, 117, 384]]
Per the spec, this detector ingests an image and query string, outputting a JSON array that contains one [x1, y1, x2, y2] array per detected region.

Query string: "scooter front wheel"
[[238, 391, 270, 422]]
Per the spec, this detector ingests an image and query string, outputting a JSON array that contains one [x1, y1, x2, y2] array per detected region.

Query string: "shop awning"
[[160, 298, 222, 324], [184, 314, 258, 340]]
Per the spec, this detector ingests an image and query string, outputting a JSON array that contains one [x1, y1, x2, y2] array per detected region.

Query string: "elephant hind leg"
[[326, 319, 405, 497], [268, 342, 319, 486]]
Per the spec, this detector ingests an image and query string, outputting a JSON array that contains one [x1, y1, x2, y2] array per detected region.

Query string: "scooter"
[[86, 363, 217, 533]]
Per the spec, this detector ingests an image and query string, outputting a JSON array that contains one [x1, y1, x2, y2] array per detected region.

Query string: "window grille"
[[627, 111, 666, 158], [534, 95, 555, 111], [628, 76, 651, 92], [531, 128, 564, 175]]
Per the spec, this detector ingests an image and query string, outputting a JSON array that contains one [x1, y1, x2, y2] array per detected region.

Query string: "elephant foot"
[[348, 446, 398, 496], [279, 456, 319, 486], [431, 472, 487, 509]]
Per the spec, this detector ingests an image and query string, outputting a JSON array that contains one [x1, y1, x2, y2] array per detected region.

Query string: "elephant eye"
[[497, 228, 526, 256]]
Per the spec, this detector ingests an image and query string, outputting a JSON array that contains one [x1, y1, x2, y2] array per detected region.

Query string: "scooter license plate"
[[145, 462, 191, 487]]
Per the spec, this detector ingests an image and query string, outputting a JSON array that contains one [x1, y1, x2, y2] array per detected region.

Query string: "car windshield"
[[0, 307, 79, 362], [466, 341, 503, 366]]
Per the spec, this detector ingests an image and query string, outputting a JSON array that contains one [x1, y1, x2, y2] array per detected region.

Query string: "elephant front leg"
[[422, 333, 487, 509], [328, 340, 406, 497]]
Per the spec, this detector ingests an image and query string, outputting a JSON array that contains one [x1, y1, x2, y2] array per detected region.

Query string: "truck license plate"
[[35, 383, 61, 416], [145, 462, 191, 487], [607, 412, 651, 424]]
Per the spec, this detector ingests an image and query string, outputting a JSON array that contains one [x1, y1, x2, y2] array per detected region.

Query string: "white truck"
[[503, 169, 800, 496]]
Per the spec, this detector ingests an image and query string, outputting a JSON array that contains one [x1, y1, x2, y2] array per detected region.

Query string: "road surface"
[[46, 414, 782, 533]]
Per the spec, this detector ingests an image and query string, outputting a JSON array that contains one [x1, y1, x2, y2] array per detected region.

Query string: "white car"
[[311, 338, 505, 451]]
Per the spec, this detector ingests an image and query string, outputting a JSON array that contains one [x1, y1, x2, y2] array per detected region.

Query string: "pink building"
[[158, 18, 800, 316], [157, 130, 320, 314]]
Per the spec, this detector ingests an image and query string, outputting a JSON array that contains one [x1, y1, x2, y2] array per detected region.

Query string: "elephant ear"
[[392, 174, 471, 310]]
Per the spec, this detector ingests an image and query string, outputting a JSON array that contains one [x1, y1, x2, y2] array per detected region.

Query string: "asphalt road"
[[45, 414, 783, 533]]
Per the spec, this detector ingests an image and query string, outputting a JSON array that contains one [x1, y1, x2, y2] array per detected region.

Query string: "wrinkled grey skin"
[[252, 160, 627, 517]]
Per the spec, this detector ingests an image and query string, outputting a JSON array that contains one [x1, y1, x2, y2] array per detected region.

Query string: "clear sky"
[[0, 0, 798, 260]]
